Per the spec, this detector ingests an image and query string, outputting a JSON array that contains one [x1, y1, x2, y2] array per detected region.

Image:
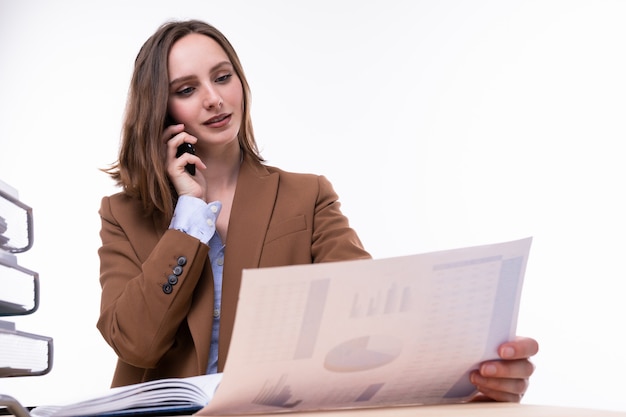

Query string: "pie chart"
[[324, 335, 402, 372]]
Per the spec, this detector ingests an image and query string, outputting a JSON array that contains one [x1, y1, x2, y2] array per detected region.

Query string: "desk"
[[205, 403, 626, 417], [3, 403, 626, 417]]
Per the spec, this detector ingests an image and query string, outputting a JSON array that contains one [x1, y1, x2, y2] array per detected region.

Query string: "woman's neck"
[[201, 144, 242, 198]]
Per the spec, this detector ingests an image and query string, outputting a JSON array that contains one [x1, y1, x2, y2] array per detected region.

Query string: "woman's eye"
[[176, 87, 195, 96], [215, 73, 232, 83]]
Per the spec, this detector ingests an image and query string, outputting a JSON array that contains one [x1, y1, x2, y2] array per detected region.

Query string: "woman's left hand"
[[470, 336, 539, 402]]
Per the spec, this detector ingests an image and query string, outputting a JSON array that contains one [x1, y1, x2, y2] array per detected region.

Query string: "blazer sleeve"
[[311, 175, 371, 263], [96, 195, 210, 369]]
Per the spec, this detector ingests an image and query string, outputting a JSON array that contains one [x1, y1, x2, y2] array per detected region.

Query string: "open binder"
[[0, 179, 54, 417]]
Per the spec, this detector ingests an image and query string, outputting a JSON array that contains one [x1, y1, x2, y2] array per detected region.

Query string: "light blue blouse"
[[169, 195, 224, 374]]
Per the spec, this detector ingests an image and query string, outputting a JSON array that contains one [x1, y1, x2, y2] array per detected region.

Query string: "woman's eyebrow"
[[212, 61, 233, 71], [169, 61, 233, 86], [169, 75, 196, 87]]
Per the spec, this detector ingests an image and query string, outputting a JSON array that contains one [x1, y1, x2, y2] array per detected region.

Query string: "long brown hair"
[[103, 20, 263, 219]]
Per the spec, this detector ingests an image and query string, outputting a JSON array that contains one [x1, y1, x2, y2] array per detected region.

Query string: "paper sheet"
[[198, 237, 532, 415]]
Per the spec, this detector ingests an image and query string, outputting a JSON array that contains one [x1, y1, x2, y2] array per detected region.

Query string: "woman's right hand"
[[163, 124, 207, 200]]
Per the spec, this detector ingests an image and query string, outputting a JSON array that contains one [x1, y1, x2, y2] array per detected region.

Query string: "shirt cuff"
[[169, 195, 222, 245]]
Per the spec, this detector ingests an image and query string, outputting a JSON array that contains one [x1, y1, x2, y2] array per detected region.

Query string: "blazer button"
[[173, 265, 183, 276], [177, 256, 187, 266], [168, 274, 178, 285], [162, 283, 173, 294]]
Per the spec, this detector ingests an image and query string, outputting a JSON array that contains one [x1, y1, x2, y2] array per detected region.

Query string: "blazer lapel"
[[217, 157, 278, 369]]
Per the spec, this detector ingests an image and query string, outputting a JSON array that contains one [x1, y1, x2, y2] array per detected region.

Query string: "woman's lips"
[[205, 113, 231, 128]]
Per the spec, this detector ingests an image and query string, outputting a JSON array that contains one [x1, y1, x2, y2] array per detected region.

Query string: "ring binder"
[[0, 180, 54, 417]]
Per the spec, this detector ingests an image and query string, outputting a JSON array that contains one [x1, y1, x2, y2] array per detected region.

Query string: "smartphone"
[[176, 142, 196, 175]]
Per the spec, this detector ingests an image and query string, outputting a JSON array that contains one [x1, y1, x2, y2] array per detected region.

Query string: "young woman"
[[97, 19, 538, 403]]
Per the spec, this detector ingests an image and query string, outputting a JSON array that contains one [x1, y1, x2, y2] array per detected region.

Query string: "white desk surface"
[[203, 403, 626, 417]]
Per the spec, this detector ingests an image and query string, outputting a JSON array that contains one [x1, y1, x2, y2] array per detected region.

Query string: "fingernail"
[[501, 346, 515, 359], [470, 373, 477, 385], [482, 364, 497, 376]]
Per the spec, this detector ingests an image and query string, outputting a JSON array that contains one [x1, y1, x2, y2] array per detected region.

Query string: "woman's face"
[[167, 33, 243, 150]]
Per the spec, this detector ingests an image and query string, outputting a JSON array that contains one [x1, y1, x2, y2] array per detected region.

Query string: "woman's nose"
[[202, 87, 222, 109]]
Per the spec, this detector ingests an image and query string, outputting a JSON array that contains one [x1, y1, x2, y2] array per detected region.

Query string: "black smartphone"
[[176, 142, 196, 175]]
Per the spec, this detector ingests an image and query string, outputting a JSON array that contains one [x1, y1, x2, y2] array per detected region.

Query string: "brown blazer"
[[97, 157, 370, 387]]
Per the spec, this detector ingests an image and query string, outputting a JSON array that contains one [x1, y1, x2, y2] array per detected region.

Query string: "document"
[[198, 237, 532, 415], [30, 374, 222, 417]]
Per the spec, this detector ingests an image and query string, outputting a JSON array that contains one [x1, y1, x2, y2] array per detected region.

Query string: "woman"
[[97, 19, 538, 403]]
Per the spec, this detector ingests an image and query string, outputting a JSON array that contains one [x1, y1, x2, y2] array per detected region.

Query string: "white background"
[[1, 0, 625, 412]]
